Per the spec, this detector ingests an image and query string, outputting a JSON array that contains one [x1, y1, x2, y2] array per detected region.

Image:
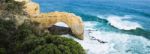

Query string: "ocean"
[[33, 0, 150, 54]]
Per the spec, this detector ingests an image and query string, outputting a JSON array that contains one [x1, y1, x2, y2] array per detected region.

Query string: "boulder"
[[48, 25, 72, 35]]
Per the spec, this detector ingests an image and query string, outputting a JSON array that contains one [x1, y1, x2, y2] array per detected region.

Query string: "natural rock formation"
[[30, 12, 84, 39], [15, 0, 84, 40]]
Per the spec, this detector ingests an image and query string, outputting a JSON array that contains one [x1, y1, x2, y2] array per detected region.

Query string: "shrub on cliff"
[[0, 18, 16, 49], [0, 18, 85, 54], [18, 23, 85, 54], [0, 48, 6, 54], [24, 36, 85, 54], [0, 0, 25, 18]]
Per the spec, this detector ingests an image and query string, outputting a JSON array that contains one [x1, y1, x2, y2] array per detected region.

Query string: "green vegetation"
[[0, 0, 25, 17], [0, 19, 85, 54], [0, 0, 85, 54]]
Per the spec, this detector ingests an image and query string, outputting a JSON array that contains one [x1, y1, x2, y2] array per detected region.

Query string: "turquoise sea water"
[[33, 0, 150, 54]]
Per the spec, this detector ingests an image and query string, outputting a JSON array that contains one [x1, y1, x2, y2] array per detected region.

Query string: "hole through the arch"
[[54, 22, 69, 27]]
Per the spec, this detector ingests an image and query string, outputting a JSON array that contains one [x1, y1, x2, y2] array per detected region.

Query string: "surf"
[[98, 15, 143, 30], [61, 21, 150, 54]]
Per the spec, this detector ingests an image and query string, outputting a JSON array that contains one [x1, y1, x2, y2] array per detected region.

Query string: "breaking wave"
[[98, 15, 143, 30]]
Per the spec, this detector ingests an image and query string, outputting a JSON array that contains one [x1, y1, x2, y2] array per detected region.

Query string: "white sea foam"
[[98, 15, 143, 30], [62, 21, 150, 54], [83, 21, 99, 30]]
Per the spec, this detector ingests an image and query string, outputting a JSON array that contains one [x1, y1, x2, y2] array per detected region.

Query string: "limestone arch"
[[16, 0, 84, 40], [56, 19, 84, 40], [30, 12, 84, 40]]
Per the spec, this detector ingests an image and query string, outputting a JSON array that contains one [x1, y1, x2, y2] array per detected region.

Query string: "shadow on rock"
[[48, 25, 73, 35]]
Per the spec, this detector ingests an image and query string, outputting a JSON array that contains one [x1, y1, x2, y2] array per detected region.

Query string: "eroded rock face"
[[15, 0, 84, 40], [15, 0, 31, 3], [15, 0, 40, 16], [24, 2, 40, 16]]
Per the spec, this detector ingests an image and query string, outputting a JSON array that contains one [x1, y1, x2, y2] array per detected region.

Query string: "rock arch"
[[30, 12, 84, 40], [15, 0, 84, 40]]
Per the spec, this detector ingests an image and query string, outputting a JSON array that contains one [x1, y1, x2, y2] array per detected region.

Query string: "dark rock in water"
[[48, 25, 73, 35], [97, 40, 107, 43], [126, 50, 132, 52], [90, 36, 107, 44]]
